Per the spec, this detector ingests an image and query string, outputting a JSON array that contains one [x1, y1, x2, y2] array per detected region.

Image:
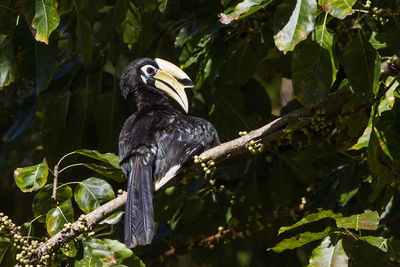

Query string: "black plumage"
[[119, 58, 220, 248]]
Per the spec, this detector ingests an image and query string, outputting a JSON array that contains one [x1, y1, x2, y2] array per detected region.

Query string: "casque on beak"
[[153, 58, 194, 113]]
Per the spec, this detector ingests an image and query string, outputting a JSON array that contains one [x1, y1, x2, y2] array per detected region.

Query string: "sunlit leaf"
[[350, 120, 372, 150], [31, 0, 60, 44], [61, 240, 78, 257], [274, 0, 317, 54], [270, 227, 331, 253], [117, 0, 142, 46], [74, 178, 115, 214], [76, 149, 121, 169], [74, 257, 103, 267], [183, 34, 211, 68], [0, 37, 14, 88], [158, 0, 168, 13], [100, 211, 123, 225], [219, 0, 273, 24], [279, 210, 340, 235], [14, 158, 48, 192], [46, 200, 74, 236], [336, 211, 380, 230], [33, 184, 73, 223], [104, 239, 145, 265], [82, 238, 116, 265], [369, 32, 386, 50], [308, 237, 348, 267], [318, 0, 356, 19]]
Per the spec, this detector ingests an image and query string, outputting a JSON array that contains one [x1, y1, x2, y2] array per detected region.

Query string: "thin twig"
[[51, 166, 59, 204]]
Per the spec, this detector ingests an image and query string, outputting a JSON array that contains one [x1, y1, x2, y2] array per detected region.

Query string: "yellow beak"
[[153, 58, 194, 113]]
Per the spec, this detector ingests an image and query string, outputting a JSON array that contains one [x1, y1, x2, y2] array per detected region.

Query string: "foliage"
[[0, 0, 400, 266]]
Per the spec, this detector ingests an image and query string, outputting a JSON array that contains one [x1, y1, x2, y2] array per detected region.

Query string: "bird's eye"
[[146, 67, 154, 74], [140, 65, 157, 76]]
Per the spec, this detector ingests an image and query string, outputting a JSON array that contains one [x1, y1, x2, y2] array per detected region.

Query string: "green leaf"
[[158, 0, 168, 13], [342, 32, 377, 99], [14, 158, 48, 192], [103, 239, 132, 264], [336, 99, 371, 151], [82, 238, 115, 264], [0, 237, 10, 264], [335, 211, 380, 230], [292, 40, 332, 106], [76, 149, 121, 169], [83, 163, 125, 183], [350, 119, 372, 150], [318, 0, 356, 19], [0, 37, 14, 88], [367, 99, 400, 199], [270, 227, 331, 253], [103, 239, 145, 266], [308, 237, 348, 267], [183, 34, 211, 68], [376, 16, 400, 52], [369, 32, 386, 50], [100, 211, 123, 225], [361, 236, 387, 252], [274, 0, 317, 54], [76, 16, 94, 65], [61, 240, 78, 257], [117, 0, 142, 46], [313, 24, 334, 51], [219, 0, 273, 24], [220, 40, 262, 87], [342, 238, 388, 266], [32, 184, 73, 223], [313, 24, 337, 81], [36, 42, 58, 92], [74, 178, 115, 214], [279, 210, 340, 235], [46, 200, 74, 236], [74, 257, 103, 267], [31, 0, 60, 44]]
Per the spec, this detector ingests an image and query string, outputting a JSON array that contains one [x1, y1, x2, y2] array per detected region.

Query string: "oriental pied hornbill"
[[119, 58, 220, 248]]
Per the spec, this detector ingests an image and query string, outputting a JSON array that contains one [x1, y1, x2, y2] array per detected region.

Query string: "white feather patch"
[[154, 165, 181, 191]]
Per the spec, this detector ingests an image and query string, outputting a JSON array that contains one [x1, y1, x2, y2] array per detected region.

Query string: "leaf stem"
[[58, 163, 86, 174]]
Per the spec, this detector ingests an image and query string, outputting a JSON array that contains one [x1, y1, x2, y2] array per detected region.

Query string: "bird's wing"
[[153, 115, 220, 190]]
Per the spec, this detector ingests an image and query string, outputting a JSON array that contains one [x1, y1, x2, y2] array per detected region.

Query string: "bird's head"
[[120, 58, 194, 113]]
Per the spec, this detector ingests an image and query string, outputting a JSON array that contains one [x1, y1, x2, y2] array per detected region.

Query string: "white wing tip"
[[154, 165, 181, 191]]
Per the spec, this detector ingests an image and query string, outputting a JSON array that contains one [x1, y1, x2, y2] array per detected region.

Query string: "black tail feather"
[[125, 157, 154, 248]]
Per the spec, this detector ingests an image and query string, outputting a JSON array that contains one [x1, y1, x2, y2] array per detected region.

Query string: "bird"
[[119, 58, 220, 248]]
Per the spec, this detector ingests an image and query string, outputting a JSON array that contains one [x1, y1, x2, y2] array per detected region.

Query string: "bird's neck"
[[133, 86, 174, 111]]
